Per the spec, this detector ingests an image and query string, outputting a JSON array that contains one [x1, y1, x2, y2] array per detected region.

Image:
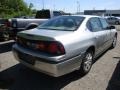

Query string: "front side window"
[[38, 16, 85, 31]]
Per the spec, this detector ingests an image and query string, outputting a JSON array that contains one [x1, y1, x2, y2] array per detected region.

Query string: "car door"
[[89, 17, 107, 55], [99, 18, 112, 49]]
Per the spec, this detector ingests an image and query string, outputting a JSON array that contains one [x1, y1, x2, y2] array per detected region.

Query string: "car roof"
[[63, 15, 101, 19], [106, 16, 118, 18]]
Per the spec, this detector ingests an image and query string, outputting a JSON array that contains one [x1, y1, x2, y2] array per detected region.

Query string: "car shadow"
[[106, 57, 120, 90], [0, 64, 85, 90], [0, 41, 15, 53]]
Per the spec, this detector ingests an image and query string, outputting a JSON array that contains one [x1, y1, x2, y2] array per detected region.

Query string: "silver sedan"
[[12, 15, 117, 77]]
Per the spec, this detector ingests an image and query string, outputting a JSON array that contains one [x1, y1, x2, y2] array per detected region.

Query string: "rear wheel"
[[3, 32, 9, 41], [79, 50, 94, 75]]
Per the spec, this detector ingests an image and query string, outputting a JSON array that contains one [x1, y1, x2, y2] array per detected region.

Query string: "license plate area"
[[17, 51, 35, 65]]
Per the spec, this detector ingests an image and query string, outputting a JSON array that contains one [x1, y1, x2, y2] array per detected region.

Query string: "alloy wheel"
[[83, 52, 93, 72]]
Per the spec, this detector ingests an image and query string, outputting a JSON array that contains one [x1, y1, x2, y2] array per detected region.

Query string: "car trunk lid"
[[18, 28, 72, 41]]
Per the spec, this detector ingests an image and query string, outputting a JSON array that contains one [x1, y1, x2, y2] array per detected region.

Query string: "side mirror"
[[109, 26, 115, 29], [107, 26, 115, 29]]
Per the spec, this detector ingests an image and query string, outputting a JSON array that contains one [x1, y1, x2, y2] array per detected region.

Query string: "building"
[[84, 10, 120, 17]]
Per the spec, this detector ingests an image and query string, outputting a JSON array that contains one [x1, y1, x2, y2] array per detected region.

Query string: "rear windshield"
[[38, 16, 85, 31], [35, 10, 50, 19]]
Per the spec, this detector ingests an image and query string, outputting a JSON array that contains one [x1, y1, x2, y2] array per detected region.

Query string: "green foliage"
[[0, 0, 33, 18]]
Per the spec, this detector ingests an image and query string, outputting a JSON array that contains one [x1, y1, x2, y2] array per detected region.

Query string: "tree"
[[0, 0, 32, 18], [29, 3, 33, 9]]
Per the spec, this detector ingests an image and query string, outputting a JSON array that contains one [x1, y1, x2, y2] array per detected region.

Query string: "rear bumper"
[[12, 44, 83, 77]]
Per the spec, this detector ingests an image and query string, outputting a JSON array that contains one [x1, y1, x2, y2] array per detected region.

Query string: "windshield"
[[38, 16, 85, 31]]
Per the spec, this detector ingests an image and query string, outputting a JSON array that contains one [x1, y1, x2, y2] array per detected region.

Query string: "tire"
[[3, 32, 9, 41], [115, 21, 119, 25], [79, 50, 94, 75], [111, 36, 117, 49]]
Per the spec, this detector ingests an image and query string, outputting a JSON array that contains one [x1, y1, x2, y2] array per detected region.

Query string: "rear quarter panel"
[[55, 28, 96, 59]]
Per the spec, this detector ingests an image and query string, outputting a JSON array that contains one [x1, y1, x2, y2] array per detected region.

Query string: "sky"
[[24, 0, 120, 13]]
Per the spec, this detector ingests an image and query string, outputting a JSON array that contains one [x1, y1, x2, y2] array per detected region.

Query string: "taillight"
[[16, 37, 65, 55], [5, 21, 11, 27], [48, 42, 60, 54], [36, 41, 65, 55]]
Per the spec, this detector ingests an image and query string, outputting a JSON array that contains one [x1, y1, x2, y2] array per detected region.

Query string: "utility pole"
[[77, 1, 80, 13], [93, 7, 95, 10], [42, 0, 45, 9], [53, 4, 55, 10]]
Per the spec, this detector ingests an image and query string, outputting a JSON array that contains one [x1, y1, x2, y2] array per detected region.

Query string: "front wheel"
[[79, 50, 94, 75], [111, 36, 117, 49]]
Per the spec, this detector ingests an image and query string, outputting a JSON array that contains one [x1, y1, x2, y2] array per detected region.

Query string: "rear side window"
[[99, 18, 109, 29], [88, 17, 102, 32]]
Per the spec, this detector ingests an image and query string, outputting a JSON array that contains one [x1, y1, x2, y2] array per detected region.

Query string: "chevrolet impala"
[[12, 15, 117, 77]]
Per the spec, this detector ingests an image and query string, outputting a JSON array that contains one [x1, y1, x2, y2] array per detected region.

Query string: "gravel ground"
[[0, 29, 120, 90]]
